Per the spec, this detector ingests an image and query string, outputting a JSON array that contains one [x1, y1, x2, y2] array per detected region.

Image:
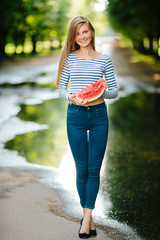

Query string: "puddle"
[[103, 92, 160, 240], [5, 98, 67, 168]]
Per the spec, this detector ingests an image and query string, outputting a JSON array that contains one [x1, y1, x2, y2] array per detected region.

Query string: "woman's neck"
[[75, 46, 99, 59]]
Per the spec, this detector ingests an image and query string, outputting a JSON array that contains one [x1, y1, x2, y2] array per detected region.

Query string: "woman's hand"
[[70, 94, 88, 106]]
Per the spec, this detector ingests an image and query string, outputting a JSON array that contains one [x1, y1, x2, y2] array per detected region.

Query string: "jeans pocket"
[[67, 105, 80, 114], [96, 106, 107, 115]]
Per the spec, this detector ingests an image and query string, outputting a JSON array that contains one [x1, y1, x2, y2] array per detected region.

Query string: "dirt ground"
[[0, 167, 112, 240], [111, 42, 160, 86]]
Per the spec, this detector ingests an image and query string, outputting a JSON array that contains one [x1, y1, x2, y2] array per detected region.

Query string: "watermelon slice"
[[75, 78, 106, 102]]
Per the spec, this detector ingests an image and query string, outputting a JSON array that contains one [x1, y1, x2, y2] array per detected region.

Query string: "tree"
[[20, 0, 71, 53], [50, 0, 71, 48], [0, 0, 71, 58], [0, 0, 25, 58], [24, 0, 55, 54], [107, 0, 160, 57]]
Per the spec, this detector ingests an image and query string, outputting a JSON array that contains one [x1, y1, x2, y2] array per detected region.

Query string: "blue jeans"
[[67, 102, 109, 209]]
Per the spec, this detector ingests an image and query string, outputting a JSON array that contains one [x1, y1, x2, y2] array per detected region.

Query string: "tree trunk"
[[155, 37, 160, 59], [0, 37, 7, 59], [148, 35, 153, 54], [158, 36, 160, 58], [132, 39, 144, 52], [31, 35, 37, 55], [139, 39, 145, 53], [132, 40, 138, 50]]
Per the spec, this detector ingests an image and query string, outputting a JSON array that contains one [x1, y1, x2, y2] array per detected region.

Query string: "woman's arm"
[[59, 86, 70, 101], [103, 56, 118, 99], [59, 86, 73, 104], [103, 88, 118, 99], [58, 58, 74, 103]]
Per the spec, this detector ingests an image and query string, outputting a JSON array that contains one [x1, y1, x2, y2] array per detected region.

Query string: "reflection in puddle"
[[5, 98, 68, 167], [102, 92, 160, 240]]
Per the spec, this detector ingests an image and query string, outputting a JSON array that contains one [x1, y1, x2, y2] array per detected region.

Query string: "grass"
[[118, 37, 160, 69], [131, 49, 160, 69]]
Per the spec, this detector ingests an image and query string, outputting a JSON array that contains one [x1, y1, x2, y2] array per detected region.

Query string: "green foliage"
[[107, 0, 160, 56], [0, 0, 71, 58], [0, 0, 26, 57], [1, 0, 110, 58], [107, 0, 143, 39], [24, 0, 71, 52], [50, 0, 71, 47]]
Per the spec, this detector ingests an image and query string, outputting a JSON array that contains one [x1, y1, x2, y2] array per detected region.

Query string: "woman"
[[56, 16, 118, 239]]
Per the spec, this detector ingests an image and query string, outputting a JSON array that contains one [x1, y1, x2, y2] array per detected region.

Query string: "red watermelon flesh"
[[75, 78, 106, 102]]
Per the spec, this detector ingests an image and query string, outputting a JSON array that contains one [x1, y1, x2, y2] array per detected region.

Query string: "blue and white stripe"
[[60, 51, 118, 99]]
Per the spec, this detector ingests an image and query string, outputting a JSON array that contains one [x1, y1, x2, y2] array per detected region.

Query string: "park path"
[[0, 38, 159, 240], [0, 167, 111, 240]]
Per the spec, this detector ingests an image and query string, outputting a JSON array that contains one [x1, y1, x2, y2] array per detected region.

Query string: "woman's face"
[[75, 23, 92, 48]]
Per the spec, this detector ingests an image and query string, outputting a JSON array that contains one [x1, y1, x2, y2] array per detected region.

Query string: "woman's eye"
[[84, 31, 88, 33]]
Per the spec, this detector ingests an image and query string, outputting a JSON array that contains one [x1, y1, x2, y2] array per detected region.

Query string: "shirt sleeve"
[[103, 56, 118, 99], [59, 58, 70, 101], [59, 86, 69, 101]]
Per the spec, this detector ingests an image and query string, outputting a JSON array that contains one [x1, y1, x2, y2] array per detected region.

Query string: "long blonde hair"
[[55, 16, 95, 87]]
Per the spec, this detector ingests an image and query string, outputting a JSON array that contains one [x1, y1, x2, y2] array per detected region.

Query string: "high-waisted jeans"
[[67, 102, 109, 209]]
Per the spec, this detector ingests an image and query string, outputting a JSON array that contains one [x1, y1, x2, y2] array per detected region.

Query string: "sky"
[[94, 0, 108, 12]]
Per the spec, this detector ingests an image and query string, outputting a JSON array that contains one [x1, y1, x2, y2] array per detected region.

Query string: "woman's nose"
[[79, 33, 84, 39]]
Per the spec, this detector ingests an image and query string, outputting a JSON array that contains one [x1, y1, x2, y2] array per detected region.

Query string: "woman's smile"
[[75, 23, 92, 47]]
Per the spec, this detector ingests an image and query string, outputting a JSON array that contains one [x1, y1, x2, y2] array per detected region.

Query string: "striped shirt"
[[60, 51, 117, 92], [59, 51, 118, 101]]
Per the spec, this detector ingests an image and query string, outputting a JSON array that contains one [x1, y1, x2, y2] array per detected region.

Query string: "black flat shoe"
[[79, 222, 91, 239], [79, 231, 91, 239], [80, 217, 97, 236], [90, 229, 97, 236]]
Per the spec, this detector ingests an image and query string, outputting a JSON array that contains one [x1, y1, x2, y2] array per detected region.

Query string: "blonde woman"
[[56, 16, 118, 239]]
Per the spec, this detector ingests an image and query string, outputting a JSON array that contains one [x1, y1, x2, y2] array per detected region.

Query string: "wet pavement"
[[103, 92, 160, 240], [0, 37, 160, 240]]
